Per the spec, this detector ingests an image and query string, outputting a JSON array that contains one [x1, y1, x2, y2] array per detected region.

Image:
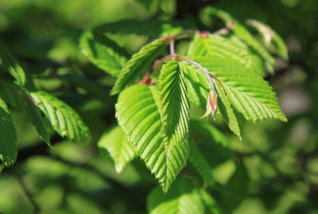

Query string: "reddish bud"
[[200, 31, 209, 38], [201, 89, 218, 119]]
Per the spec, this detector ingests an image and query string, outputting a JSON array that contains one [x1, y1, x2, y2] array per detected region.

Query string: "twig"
[[0, 85, 38, 108], [178, 56, 227, 96], [17, 176, 40, 214], [170, 39, 175, 55]]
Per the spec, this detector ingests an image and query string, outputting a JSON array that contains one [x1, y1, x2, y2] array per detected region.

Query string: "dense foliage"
[[0, 0, 317, 213]]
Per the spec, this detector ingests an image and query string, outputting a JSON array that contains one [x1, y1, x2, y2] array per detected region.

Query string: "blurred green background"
[[0, 0, 318, 213]]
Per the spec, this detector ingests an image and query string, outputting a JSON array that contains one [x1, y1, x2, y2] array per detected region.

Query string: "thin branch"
[[0, 85, 38, 107], [152, 54, 174, 70], [173, 30, 195, 39], [213, 28, 229, 36], [178, 56, 227, 96], [170, 39, 175, 55], [17, 176, 40, 214]]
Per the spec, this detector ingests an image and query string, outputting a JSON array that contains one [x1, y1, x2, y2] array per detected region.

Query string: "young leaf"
[[231, 22, 276, 73], [147, 178, 204, 214], [181, 61, 241, 138], [194, 58, 287, 122], [159, 60, 190, 148], [79, 31, 128, 76], [187, 34, 253, 69], [188, 140, 214, 188], [116, 84, 189, 192], [0, 46, 26, 86], [111, 37, 169, 95], [213, 77, 241, 139], [0, 86, 51, 144], [98, 125, 136, 173], [30, 90, 91, 145], [0, 98, 17, 172], [246, 19, 288, 59]]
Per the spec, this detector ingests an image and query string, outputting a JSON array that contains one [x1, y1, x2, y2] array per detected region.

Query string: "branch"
[[178, 56, 227, 96], [17, 176, 41, 214]]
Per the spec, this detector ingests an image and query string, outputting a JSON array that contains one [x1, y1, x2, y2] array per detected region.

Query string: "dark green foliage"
[[0, 0, 316, 213]]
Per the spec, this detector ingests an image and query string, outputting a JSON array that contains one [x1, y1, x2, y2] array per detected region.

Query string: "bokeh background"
[[0, 0, 317, 213]]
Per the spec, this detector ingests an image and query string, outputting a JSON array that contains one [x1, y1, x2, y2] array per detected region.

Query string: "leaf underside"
[[116, 84, 189, 192]]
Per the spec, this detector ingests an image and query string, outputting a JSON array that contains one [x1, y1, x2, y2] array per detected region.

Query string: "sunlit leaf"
[[181, 61, 241, 138], [187, 34, 253, 69], [116, 84, 189, 192], [30, 90, 91, 145], [231, 22, 276, 74], [111, 38, 169, 95], [246, 19, 288, 59], [98, 125, 136, 173], [79, 31, 129, 76], [148, 178, 204, 214], [159, 60, 190, 148], [0, 98, 17, 172], [193, 58, 287, 122]]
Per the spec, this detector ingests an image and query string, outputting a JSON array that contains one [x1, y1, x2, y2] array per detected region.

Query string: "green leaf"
[[159, 60, 190, 148], [0, 98, 17, 172], [0, 85, 51, 144], [133, 0, 159, 12], [181, 61, 241, 138], [0, 46, 26, 86], [187, 34, 253, 69], [98, 125, 136, 173], [79, 31, 128, 76], [231, 22, 276, 73], [188, 140, 214, 188], [180, 62, 209, 108], [116, 84, 189, 192], [96, 19, 195, 37], [190, 120, 235, 168], [193, 58, 287, 123], [200, 190, 221, 214], [246, 20, 288, 60], [111, 37, 169, 95], [213, 76, 241, 139], [148, 178, 204, 214], [190, 120, 228, 148], [221, 163, 250, 213], [30, 90, 91, 145]]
